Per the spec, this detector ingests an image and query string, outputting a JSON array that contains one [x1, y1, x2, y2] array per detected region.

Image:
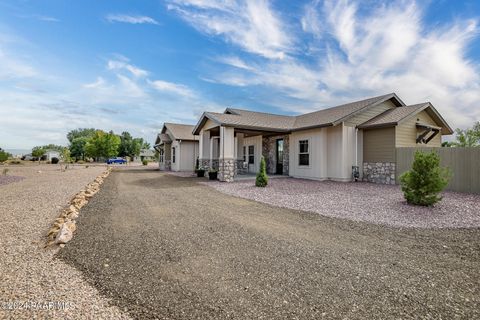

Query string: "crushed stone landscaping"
[[203, 178, 480, 229]]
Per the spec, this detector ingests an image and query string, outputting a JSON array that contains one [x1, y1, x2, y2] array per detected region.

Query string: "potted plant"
[[208, 168, 218, 180], [196, 166, 206, 177]]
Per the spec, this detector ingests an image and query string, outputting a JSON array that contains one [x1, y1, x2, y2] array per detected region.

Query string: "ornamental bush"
[[51, 157, 59, 164], [400, 151, 450, 206], [142, 159, 148, 166], [255, 156, 268, 187]]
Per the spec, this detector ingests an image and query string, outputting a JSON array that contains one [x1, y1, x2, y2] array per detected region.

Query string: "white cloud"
[[105, 14, 159, 25], [167, 0, 292, 59], [175, 0, 480, 131], [149, 79, 195, 97], [107, 59, 149, 78]]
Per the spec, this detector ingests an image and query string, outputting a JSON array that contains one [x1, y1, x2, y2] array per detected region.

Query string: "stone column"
[[218, 126, 235, 182]]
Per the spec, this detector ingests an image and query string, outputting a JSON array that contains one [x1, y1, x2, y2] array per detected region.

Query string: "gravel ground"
[[203, 178, 480, 229], [0, 164, 131, 320], [0, 175, 25, 186], [59, 169, 480, 319]]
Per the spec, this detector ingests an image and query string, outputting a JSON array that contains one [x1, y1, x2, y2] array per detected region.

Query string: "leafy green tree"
[[255, 156, 268, 187], [32, 146, 46, 164], [400, 151, 450, 206], [70, 137, 89, 160], [67, 128, 96, 143], [451, 121, 480, 147], [85, 130, 121, 161]]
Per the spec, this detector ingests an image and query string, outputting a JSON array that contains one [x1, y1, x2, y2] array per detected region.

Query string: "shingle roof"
[[164, 123, 198, 140], [357, 103, 429, 129], [293, 93, 400, 129], [206, 109, 295, 131]]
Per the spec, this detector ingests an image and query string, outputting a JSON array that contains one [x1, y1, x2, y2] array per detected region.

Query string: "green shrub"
[[400, 151, 450, 206], [142, 160, 148, 166], [51, 157, 59, 164], [255, 156, 268, 187], [0, 150, 9, 163]]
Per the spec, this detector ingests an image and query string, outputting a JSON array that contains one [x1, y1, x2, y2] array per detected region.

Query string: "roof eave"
[[192, 112, 223, 135]]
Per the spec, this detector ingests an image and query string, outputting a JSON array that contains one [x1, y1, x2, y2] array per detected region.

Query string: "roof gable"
[[162, 123, 198, 141]]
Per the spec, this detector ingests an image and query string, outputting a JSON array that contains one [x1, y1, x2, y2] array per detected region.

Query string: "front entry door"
[[276, 139, 284, 174]]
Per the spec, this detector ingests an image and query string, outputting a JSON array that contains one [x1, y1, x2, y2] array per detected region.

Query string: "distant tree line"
[[66, 128, 150, 161], [443, 121, 480, 147]]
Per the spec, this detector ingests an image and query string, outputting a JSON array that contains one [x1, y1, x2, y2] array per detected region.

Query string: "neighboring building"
[[134, 149, 155, 162], [192, 93, 453, 183], [44, 150, 61, 161], [154, 123, 199, 171]]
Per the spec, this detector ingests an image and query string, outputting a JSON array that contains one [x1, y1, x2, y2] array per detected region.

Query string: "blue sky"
[[0, 0, 479, 149]]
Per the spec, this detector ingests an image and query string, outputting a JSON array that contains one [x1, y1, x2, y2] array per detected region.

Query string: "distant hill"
[[4, 149, 31, 156]]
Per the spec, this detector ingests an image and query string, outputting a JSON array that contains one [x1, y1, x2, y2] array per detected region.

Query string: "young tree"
[[32, 146, 46, 164], [451, 121, 480, 147], [84, 130, 121, 161], [400, 151, 450, 206], [255, 156, 268, 187]]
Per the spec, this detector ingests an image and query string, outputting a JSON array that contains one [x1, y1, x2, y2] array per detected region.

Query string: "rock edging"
[[46, 167, 112, 247]]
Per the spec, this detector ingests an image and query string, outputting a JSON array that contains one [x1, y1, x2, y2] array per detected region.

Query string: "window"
[[172, 147, 176, 163], [243, 146, 246, 162], [299, 140, 309, 166], [159, 149, 164, 162], [248, 145, 254, 164]]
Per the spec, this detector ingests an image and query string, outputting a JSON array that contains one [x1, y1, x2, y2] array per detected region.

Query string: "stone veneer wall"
[[164, 160, 171, 171], [261, 135, 289, 175], [363, 162, 396, 185], [199, 159, 219, 171], [218, 159, 235, 182]]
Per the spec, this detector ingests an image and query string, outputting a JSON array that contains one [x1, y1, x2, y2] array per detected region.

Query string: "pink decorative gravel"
[[0, 175, 25, 186], [203, 178, 480, 229]]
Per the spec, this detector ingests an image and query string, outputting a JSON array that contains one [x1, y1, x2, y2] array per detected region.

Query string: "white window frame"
[[298, 139, 310, 166]]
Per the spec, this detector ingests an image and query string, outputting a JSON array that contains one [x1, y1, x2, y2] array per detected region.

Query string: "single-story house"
[[154, 123, 199, 171], [134, 149, 155, 162], [44, 150, 61, 161], [192, 93, 453, 183]]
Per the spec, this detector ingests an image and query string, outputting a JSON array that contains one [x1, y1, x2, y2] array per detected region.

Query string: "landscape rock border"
[[46, 167, 112, 247]]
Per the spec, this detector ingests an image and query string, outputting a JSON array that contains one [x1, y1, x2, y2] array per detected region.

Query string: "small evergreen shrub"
[[400, 151, 450, 206], [142, 160, 148, 166], [51, 157, 59, 164], [0, 150, 9, 163], [255, 156, 268, 187]]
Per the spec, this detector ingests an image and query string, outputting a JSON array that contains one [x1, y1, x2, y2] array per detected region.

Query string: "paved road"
[[58, 168, 480, 319]]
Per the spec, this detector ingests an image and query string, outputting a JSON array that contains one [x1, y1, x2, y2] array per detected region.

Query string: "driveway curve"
[[58, 168, 480, 319]]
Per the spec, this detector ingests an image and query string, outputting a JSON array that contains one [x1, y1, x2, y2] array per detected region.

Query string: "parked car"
[[106, 158, 127, 164]]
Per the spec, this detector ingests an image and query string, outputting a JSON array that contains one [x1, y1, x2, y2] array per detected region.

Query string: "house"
[[134, 149, 155, 162], [154, 123, 199, 171], [44, 150, 61, 162], [192, 93, 453, 183]]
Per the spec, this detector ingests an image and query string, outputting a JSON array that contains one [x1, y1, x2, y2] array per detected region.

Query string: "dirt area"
[[203, 177, 480, 228], [0, 164, 131, 320], [58, 169, 480, 319]]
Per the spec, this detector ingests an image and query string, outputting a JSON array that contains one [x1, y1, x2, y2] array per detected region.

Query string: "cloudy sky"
[[1, 0, 479, 149]]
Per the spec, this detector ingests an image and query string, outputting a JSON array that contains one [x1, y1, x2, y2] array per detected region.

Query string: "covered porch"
[[154, 133, 172, 171], [198, 124, 290, 182]]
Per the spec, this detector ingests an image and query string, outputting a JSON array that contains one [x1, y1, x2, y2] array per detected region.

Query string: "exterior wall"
[[158, 143, 172, 171], [262, 134, 289, 175], [289, 124, 360, 181], [396, 110, 442, 147], [363, 127, 396, 163], [170, 140, 198, 171], [241, 135, 263, 173], [344, 100, 397, 127]]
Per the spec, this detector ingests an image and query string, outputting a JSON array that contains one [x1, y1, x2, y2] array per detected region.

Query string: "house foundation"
[[363, 162, 396, 185]]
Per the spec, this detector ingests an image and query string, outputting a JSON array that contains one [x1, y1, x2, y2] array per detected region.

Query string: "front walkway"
[[204, 177, 480, 229]]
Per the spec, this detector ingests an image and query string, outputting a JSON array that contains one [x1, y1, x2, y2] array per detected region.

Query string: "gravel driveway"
[[204, 178, 480, 228], [0, 164, 130, 320], [58, 169, 480, 319]]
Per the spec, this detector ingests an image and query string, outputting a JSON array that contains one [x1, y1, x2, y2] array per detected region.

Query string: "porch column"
[[199, 129, 210, 169], [218, 126, 235, 182], [209, 136, 214, 169]]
